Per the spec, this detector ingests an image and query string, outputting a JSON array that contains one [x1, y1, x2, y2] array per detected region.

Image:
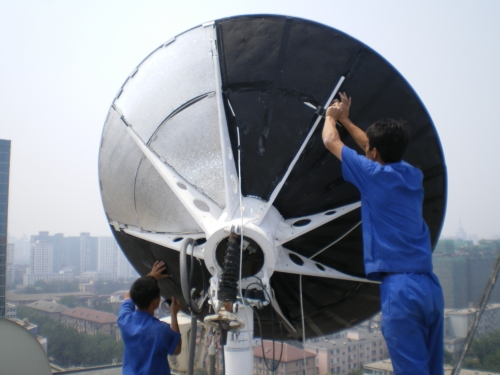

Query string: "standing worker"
[[118, 261, 182, 375], [322, 93, 444, 375]]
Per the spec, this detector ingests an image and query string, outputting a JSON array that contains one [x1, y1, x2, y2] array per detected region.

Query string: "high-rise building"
[[27, 231, 100, 277], [117, 247, 138, 279], [306, 330, 389, 374], [24, 236, 79, 285], [0, 139, 11, 318], [97, 236, 137, 279], [79, 232, 98, 275], [98, 236, 118, 277], [63, 235, 81, 274], [30, 231, 65, 273], [6, 243, 14, 286], [30, 241, 53, 274], [13, 234, 30, 264], [433, 239, 500, 308]]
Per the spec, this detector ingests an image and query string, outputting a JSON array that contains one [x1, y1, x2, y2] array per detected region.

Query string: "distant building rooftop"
[[111, 290, 129, 295], [25, 300, 68, 313], [447, 304, 500, 316], [254, 341, 315, 362], [61, 307, 117, 324], [6, 291, 94, 303], [306, 331, 385, 350]]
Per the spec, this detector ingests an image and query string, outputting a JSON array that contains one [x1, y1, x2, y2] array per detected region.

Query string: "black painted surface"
[[216, 15, 446, 249]]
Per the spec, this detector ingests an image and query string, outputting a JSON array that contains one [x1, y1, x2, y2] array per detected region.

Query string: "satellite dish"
[[99, 15, 446, 339], [0, 318, 52, 375]]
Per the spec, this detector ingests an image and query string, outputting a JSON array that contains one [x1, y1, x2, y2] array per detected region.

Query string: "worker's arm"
[[169, 297, 182, 355], [322, 97, 347, 160], [335, 92, 369, 152]]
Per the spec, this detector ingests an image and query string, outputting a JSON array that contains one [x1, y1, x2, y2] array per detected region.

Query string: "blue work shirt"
[[118, 299, 180, 375], [341, 146, 433, 281]]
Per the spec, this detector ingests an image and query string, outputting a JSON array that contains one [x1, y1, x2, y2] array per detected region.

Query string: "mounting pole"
[[205, 301, 259, 375], [224, 302, 256, 375]]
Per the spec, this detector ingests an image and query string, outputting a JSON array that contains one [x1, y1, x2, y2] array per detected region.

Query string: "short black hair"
[[130, 276, 160, 310], [366, 118, 410, 163]]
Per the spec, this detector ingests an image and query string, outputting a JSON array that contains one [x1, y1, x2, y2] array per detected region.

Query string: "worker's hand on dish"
[[147, 260, 170, 280], [326, 92, 351, 122], [170, 297, 182, 315]]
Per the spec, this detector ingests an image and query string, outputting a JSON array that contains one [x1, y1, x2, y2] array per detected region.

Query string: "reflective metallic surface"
[[149, 95, 225, 208]]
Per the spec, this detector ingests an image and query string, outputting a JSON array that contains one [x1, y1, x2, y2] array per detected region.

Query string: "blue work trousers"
[[381, 273, 444, 375]]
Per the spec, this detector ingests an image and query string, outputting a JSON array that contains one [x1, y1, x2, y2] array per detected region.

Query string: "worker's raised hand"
[[338, 92, 351, 122], [326, 92, 351, 122], [147, 260, 170, 280], [170, 297, 182, 315]]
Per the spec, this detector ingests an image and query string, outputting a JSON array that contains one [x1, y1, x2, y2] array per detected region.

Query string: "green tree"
[[24, 284, 42, 293], [23, 280, 79, 294], [348, 369, 363, 375], [16, 307, 123, 367], [462, 331, 500, 372], [444, 349, 455, 365], [59, 295, 78, 308], [90, 299, 118, 314]]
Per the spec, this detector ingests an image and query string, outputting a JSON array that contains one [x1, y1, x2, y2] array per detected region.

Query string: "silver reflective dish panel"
[[99, 24, 224, 232], [134, 157, 202, 233], [149, 94, 225, 208], [114, 25, 216, 144], [99, 107, 141, 227]]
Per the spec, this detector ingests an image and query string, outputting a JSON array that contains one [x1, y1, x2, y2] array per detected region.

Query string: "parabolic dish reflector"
[[0, 319, 52, 375], [98, 15, 446, 339]]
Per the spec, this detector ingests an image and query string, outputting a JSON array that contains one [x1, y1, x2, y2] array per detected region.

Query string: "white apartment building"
[[23, 270, 74, 285], [30, 241, 53, 274], [444, 304, 500, 357], [306, 330, 389, 375], [117, 248, 137, 279], [98, 237, 118, 277]]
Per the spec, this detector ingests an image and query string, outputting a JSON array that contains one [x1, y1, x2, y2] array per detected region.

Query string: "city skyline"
[[6, 231, 137, 287], [1, 1, 500, 240]]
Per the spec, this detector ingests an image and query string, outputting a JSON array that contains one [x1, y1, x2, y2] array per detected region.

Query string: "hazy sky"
[[1, 0, 499, 240]]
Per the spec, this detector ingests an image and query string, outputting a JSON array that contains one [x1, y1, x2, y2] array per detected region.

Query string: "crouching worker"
[[322, 93, 444, 375], [118, 261, 182, 375]]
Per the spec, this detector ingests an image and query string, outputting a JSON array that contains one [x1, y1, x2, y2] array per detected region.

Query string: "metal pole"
[[188, 314, 197, 375], [223, 302, 255, 375]]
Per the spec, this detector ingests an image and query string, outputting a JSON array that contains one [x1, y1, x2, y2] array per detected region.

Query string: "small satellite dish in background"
[[0, 318, 52, 375]]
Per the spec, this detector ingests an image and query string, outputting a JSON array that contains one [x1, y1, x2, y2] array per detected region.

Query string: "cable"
[[309, 221, 361, 260], [299, 275, 307, 375], [253, 304, 284, 372], [296, 222, 362, 375], [180, 238, 202, 314], [235, 125, 252, 349], [246, 278, 285, 372]]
